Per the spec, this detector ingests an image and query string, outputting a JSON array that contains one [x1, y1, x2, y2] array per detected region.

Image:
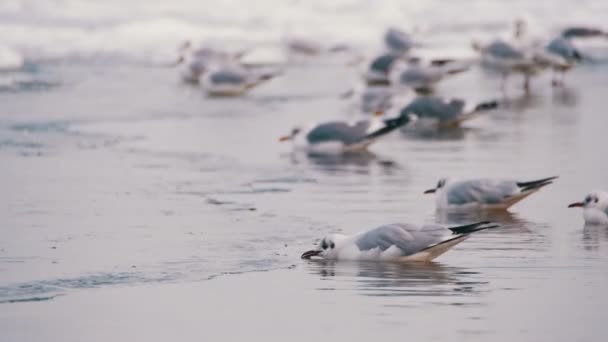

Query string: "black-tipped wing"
[[448, 221, 498, 235], [516, 176, 558, 192]]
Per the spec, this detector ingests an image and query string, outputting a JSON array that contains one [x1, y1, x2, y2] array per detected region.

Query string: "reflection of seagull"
[[398, 96, 498, 128], [424, 176, 558, 211], [201, 64, 281, 96], [391, 58, 470, 93], [568, 191, 608, 225], [384, 27, 414, 56], [279, 113, 417, 154], [301, 221, 497, 262]]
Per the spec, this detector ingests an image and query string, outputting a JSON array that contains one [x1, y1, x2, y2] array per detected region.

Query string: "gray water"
[[2, 12, 608, 340]]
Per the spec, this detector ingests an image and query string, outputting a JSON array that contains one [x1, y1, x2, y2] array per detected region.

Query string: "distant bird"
[[175, 41, 248, 84], [301, 221, 497, 262], [398, 96, 499, 128], [201, 65, 281, 96], [391, 57, 470, 93], [424, 176, 558, 211], [279, 112, 417, 154], [473, 39, 540, 92], [568, 191, 608, 225], [535, 27, 607, 86], [364, 53, 403, 86], [384, 27, 414, 56]]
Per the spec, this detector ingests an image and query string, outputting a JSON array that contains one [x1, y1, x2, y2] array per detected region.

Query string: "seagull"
[[201, 64, 281, 96], [364, 53, 403, 86], [398, 96, 498, 128], [391, 58, 470, 93], [279, 112, 417, 154], [384, 27, 414, 56], [301, 221, 497, 262], [535, 27, 608, 86], [473, 39, 541, 92], [424, 176, 558, 211], [175, 41, 249, 84], [568, 191, 608, 225]]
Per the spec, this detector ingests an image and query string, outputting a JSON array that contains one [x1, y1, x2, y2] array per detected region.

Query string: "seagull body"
[[568, 191, 608, 225], [177, 43, 248, 84], [280, 114, 416, 154], [399, 96, 498, 128], [301, 221, 497, 262], [425, 177, 558, 211], [391, 59, 469, 93], [201, 65, 280, 96]]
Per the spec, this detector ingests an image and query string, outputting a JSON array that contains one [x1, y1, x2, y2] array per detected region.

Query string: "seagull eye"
[[321, 240, 328, 250], [595, 197, 599, 203], [330, 242, 335, 249]]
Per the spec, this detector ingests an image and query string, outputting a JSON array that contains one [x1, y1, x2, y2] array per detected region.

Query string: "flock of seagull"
[[173, 21, 608, 264]]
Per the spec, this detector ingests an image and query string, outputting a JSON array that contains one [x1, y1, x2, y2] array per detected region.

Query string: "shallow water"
[[2, 1, 608, 341]]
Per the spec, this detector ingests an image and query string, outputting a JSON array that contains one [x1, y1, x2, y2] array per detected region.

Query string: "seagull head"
[[424, 178, 448, 194], [568, 191, 608, 210], [279, 126, 303, 142], [301, 234, 346, 260]]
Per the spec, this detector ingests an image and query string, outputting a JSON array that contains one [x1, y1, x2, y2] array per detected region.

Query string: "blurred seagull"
[[473, 39, 540, 92], [279, 112, 417, 154], [424, 176, 558, 211], [301, 221, 497, 262], [202, 64, 281, 96], [175, 41, 249, 84], [568, 191, 608, 225], [535, 27, 607, 86], [398, 96, 499, 128], [391, 57, 471, 93]]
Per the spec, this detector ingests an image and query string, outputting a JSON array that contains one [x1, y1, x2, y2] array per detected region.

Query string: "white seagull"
[[424, 176, 558, 211], [301, 221, 497, 262], [201, 64, 281, 96], [568, 191, 608, 225], [279, 112, 417, 154]]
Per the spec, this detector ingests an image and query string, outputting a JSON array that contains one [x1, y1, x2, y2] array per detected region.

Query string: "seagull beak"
[[301, 250, 322, 259], [568, 202, 584, 208], [279, 135, 292, 142], [424, 188, 436, 194], [373, 110, 384, 117]]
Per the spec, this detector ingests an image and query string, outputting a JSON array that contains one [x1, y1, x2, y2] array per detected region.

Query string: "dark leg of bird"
[[523, 75, 530, 93], [551, 71, 559, 87], [500, 73, 508, 93]]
